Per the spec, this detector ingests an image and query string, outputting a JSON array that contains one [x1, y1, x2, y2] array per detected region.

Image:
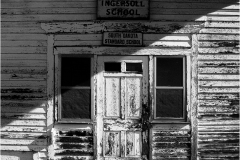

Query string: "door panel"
[[105, 77, 121, 118], [97, 56, 149, 160]]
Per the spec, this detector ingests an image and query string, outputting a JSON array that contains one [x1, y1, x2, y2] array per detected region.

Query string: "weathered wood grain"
[[56, 47, 192, 55], [2, 34, 46, 40], [41, 21, 204, 34], [1, 41, 47, 47], [2, 54, 46, 60], [0, 132, 47, 139], [1, 47, 47, 54]]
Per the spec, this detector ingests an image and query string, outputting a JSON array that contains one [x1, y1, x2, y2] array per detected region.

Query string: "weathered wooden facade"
[[1, 0, 239, 160]]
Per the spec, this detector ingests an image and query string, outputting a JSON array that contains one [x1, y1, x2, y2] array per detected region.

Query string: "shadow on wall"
[[1, 0, 239, 159]]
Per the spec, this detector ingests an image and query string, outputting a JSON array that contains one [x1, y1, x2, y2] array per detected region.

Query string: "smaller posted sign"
[[103, 32, 143, 46], [98, 0, 149, 19]]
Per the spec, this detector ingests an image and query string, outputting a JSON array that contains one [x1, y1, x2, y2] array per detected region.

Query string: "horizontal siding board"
[[150, 3, 238, 9], [2, 34, 47, 40], [1, 119, 46, 126], [1, 14, 96, 22], [1, 67, 47, 74], [1, 60, 47, 67], [198, 34, 239, 41], [1, 41, 47, 47], [199, 88, 239, 93], [1, 113, 46, 119], [1, 106, 46, 114], [199, 41, 239, 48], [1, 93, 46, 100], [2, 80, 46, 87], [198, 54, 240, 60], [198, 106, 239, 113], [1, 47, 47, 54], [41, 21, 204, 34], [199, 28, 240, 34], [1, 145, 47, 152], [199, 81, 239, 87], [0, 126, 46, 132], [1, 74, 46, 80], [204, 22, 240, 28], [198, 67, 239, 74], [198, 93, 239, 100], [55, 47, 192, 55], [198, 61, 239, 67], [1, 27, 45, 34], [2, 54, 46, 60], [1, 132, 47, 139], [1, 139, 47, 146]]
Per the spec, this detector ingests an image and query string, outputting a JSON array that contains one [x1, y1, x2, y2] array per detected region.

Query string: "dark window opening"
[[60, 56, 92, 120], [105, 62, 121, 72], [126, 63, 143, 73]]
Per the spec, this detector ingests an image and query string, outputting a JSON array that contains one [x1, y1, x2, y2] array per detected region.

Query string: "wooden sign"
[[103, 32, 143, 46], [97, 0, 149, 19]]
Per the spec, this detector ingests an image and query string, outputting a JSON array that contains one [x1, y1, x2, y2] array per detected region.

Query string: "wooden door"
[[97, 56, 149, 160]]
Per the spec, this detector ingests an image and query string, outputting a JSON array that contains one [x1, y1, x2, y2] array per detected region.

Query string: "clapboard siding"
[[197, 10, 240, 157], [151, 124, 191, 160], [52, 128, 94, 160], [1, 0, 239, 159]]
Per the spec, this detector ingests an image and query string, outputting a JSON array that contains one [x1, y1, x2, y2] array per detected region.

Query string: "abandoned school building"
[[1, 0, 240, 160]]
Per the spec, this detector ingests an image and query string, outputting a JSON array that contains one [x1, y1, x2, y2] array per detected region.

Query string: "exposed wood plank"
[[150, 2, 238, 9], [2, 54, 46, 60], [198, 99, 239, 106], [54, 41, 101, 46], [198, 93, 239, 100], [1, 27, 45, 34], [41, 21, 204, 34], [1, 119, 46, 126], [145, 41, 191, 47], [54, 156, 93, 160], [1, 145, 47, 152], [56, 47, 192, 55], [205, 22, 240, 28], [198, 34, 239, 41], [199, 74, 240, 80], [1, 132, 47, 139], [198, 67, 239, 74], [1, 151, 34, 160], [47, 34, 55, 160], [1, 60, 46, 67], [0, 126, 46, 132], [199, 28, 240, 34], [199, 81, 239, 87], [2, 92, 46, 100], [1, 41, 47, 47], [198, 61, 239, 67], [191, 34, 198, 160], [1, 2, 95, 8], [2, 80, 46, 87], [1, 102, 46, 113], [1, 113, 46, 119], [199, 87, 239, 93], [1, 14, 96, 22], [198, 106, 239, 113], [1, 74, 46, 80], [1, 139, 47, 146], [2, 34, 46, 40], [143, 34, 191, 41], [199, 41, 239, 48], [1, 47, 47, 54], [198, 54, 239, 60], [1, 67, 47, 74]]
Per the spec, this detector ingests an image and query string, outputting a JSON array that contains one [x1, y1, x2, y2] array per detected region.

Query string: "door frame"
[[96, 56, 150, 160]]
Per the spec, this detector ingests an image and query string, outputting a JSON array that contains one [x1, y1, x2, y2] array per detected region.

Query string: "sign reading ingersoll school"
[[103, 32, 143, 46], [98, 0, 149, 19]]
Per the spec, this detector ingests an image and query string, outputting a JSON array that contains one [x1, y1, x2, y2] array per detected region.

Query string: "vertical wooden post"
[[191, 34, 199, 160], [47, 34, 55, 160]]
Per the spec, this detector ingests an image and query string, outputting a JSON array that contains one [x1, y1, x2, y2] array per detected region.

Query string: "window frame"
[[56, 54, 94, 123], [152, 56, 188, 122]]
